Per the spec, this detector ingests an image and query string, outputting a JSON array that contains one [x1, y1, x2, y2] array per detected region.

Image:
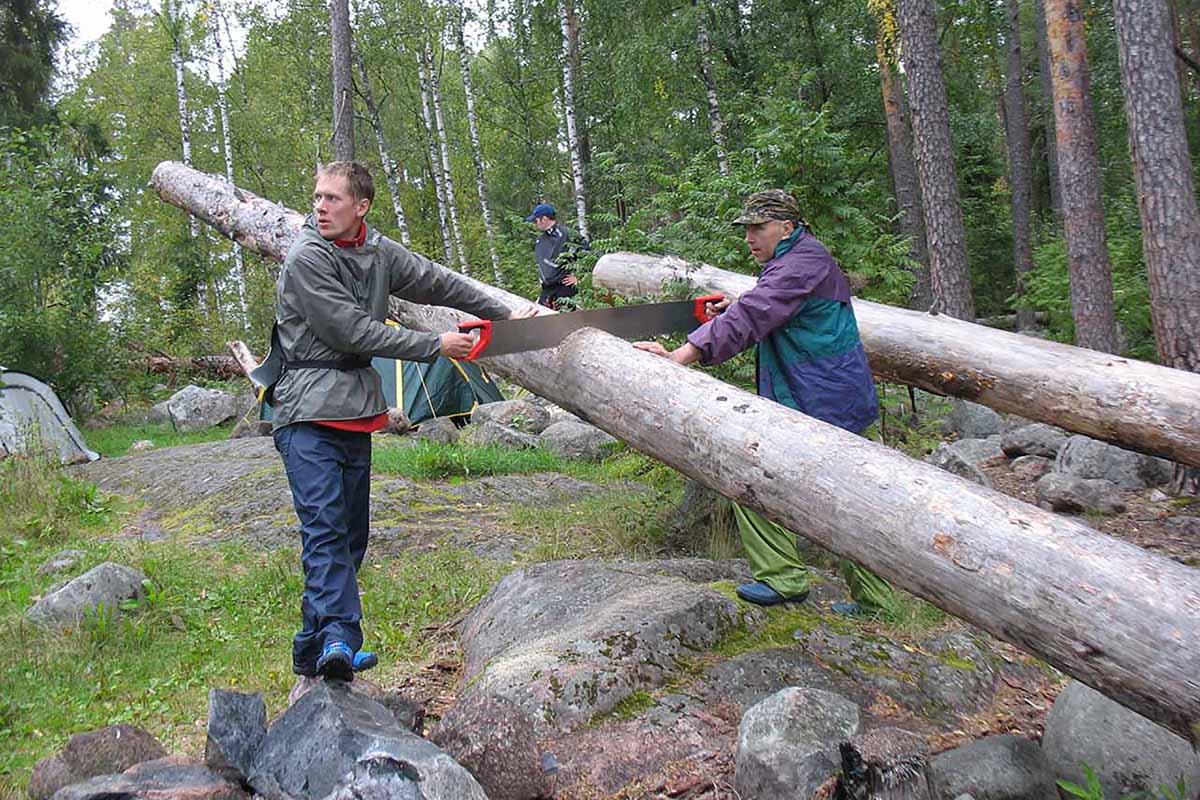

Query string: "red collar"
[[333, 222, 367, 248]]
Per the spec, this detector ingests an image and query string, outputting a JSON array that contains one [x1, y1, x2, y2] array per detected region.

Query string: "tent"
[[373, 356, 504, 425], [0, 368, 99, 464]]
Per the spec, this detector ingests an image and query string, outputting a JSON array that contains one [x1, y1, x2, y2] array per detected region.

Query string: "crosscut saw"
[[458, 294, 725, 361]]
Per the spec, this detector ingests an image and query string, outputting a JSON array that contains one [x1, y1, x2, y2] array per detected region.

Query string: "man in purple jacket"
[[637, 190, 891, 613]]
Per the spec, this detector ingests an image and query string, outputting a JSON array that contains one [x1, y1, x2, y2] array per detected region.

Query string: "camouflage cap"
[[732, 189, 802, 226]]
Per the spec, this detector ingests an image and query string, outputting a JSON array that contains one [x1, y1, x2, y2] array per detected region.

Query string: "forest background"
[[3, 0, 1199, 410]]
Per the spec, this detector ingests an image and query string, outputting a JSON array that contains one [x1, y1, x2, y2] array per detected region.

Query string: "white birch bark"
[[417, 49, 456, 267], [208, 1, 248, 325], [456, 1, 503, 283], [355, 53, 411, 246], [558, 0, 588, 238], [168, 0, 198, 240], [695, 9, 730, 177], [427, 37, 471, 275]]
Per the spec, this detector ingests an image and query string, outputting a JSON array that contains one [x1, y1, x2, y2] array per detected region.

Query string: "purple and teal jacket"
[[686, 228, 879, 434]]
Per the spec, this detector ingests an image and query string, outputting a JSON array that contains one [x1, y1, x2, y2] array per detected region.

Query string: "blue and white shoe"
[[317, 641, 354, 681], [352, 650, 378, 672]]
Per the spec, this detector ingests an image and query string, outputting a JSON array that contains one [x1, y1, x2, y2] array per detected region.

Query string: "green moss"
[[607, 690, 655, 721]]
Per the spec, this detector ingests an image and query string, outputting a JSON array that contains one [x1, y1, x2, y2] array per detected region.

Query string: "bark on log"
[[149, 161, 1200, 745], [138, 355, 242, 380], [592, 252, 1200, 468]]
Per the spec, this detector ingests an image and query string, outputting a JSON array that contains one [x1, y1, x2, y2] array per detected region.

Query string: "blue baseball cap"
[[525, 203, 556, 222]]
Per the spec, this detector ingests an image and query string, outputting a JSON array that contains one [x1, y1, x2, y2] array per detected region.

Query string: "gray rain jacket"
[[269, 215, 511, 429]]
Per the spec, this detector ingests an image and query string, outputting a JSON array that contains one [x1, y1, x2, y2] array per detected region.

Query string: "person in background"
[[526, 202, 589, 310]]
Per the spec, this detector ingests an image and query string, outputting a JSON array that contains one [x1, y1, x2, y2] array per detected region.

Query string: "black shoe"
[[316, 641, 354, 682]]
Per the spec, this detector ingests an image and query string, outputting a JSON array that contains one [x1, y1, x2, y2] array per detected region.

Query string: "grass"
[[0, 450, 509, 795], [84, 422, 238, 458]]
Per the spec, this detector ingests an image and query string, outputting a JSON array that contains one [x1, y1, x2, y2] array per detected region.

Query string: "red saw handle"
[[693, 293, 727, 323], [458, 320, 493, 361]]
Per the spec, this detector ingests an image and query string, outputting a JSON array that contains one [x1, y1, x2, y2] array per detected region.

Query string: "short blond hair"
[[316, 161, 375, 203]]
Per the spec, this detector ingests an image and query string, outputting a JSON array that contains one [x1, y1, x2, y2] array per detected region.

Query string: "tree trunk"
[[330, 0, 354, 161], [1112, 0, 1200, 374], [559, 0, 589, 239], [874, 2, 931, 310], [895, 0, 975, 320], [355, 53, 412, 246], [836, 729, 932, 800], [1044, 0, 1121, 353], [1033, 0, 1063, 220], [695, 3, 730, 177], [150, 159, 1200, 746], [591, 251, 1200, 468], [209, 3, 248, 327], [455, 1, 503, 284], [1003, 0, 1037, 332], [427, 38, 471, 275], [167, 0, 197, 241], [417, 48, 456, 268]]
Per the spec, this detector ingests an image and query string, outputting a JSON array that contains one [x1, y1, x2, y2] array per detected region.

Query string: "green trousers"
[[733, 502, 896, 615]]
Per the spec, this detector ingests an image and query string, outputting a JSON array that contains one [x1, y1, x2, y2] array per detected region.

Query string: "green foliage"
[[1023, 198, 1156, 361], [594, 96, 914, 306], [0, 0, 68, 126], [0, 125, 123, 409], [1057, 763, 1192, 800]]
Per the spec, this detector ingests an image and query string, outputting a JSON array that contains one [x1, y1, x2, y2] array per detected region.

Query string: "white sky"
[[57, 0, 116, 47]]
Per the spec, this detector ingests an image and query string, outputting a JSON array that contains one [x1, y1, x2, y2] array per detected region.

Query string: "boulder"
[[37, 549, 86, 576], [48, 755, 247, 800], [25, 562, 148, 630], [1041, 681, 1200, 800], [926, 438, 1004, 487], [733, 687, 860, 800], [465, 420, 540, 449], [1163, 515, 1200, 537], [930, 735, 1056, 800], [1010, 455, 1053, 482], [153, 386, 241, 432], [1054, 435, 1173, 489], [1001, 424, 1068, 459], [538, 420, 619, 461], [471, 399, 552, 434], [948, 400, 1003, 439], [29, 725, 168, 800], [248, 681, 486, 800], [1035, 474, 1126, 515], [412, 416, 459, 444], [458, 560, 748, 735], [205, 689, 266, 785], [430, 692, 551, 800], [287, 678, 424, 733]]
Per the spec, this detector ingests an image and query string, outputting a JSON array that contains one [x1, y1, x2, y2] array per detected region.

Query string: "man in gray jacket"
[[271, 161, 532, 681]]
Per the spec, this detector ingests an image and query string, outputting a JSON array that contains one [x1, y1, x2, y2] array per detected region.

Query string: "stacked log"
[[593, 252, 1200, 468]]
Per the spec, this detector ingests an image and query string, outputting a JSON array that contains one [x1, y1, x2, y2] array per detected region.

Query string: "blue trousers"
[[273, 422, 371, 674]]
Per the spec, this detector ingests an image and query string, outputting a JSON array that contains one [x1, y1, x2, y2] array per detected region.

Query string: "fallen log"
[[593, 252, 1200, 468], [150, 161, 1200, 745], [138, 354, 242, 380]]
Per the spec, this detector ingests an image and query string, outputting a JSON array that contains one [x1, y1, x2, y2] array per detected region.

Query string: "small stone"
[[129, 440, 155, 452]]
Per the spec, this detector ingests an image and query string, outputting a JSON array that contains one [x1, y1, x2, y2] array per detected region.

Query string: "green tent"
[[372, 356, 504, 425]]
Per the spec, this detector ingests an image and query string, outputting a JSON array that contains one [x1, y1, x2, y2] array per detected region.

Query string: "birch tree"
[[330, 0, 354, 161], [896, 0, 974, 319], [694, 3, 729, 178], [426, 37, 470, 274], [166, 0, 197, 240], [1112, 0, 1200, 373], [1044, 0, 1120, 352], [414, 45, 455, 267], [559, 0, 588, 239], [355, 52, 411, 245], [206, 0, 247, 324], [455, 0, 502, 283]]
